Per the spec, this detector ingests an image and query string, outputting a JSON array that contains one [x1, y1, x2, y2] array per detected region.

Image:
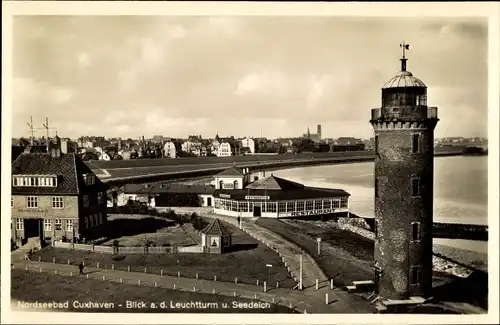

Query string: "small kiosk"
[[201, 218, 232, 254]]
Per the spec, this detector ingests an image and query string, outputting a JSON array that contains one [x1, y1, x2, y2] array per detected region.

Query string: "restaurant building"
[[212, 167, 350, 218]]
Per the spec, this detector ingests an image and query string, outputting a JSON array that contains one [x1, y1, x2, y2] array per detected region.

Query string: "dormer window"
[[12, 175, 57, 187], [83, 173, 96, 186]]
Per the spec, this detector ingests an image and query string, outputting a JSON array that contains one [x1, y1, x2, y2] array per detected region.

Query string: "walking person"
[[78, 261, 84, 275]]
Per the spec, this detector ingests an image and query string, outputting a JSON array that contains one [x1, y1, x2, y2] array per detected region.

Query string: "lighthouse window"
[[375, 178, 379, 198], [412, 134, 420, 154], [410, 265, 420, 285], [411, 222, 421, 241], [411, 179, 420, 197]]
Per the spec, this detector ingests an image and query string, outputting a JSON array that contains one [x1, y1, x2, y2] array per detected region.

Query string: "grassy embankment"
[[11, 269, 295, 313], [32, 215, 296, 289]]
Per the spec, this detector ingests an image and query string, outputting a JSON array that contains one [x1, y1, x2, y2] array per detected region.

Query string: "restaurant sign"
[[290, 209, 335, 217], [219, 194, 231, 199], [244, 195, 270, 200]]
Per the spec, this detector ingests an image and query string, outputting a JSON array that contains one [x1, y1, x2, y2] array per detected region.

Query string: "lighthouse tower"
[[370, 43, 439, 300]]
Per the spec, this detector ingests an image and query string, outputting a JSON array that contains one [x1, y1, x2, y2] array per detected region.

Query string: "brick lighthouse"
[[370, 42, 439, 300]]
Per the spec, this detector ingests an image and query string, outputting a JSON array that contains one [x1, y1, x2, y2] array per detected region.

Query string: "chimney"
[[50, 137, 62, 158]]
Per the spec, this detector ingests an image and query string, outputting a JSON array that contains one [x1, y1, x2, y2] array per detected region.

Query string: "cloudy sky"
[[11, 16, 488, 140]]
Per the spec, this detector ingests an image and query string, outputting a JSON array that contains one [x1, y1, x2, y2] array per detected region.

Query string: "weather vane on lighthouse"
[[400, 42, 410, 72]]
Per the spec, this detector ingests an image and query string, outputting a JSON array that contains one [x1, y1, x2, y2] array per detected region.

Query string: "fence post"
[[92, 244, 95, 252], [330, 279, 333, 290], [178, 271, 180, 277], [25, 265, 28, 271], [40, 267, 42, 273], [52, 257, 55, 263], [138, 279, 141, 285], [103, 275, 105, 280], [67, 259, 70, 265], [97, 262, 100, 269], [173, 284, 176, 290], [39, 256, 41, 262], [289, 302, 292, 309], [86, 274, 89, 279], [233, 291, 236, 297], [264, 281, 267, 292], [128, 266, 130, 272], [325, 293, 329, 305], [54, 270, 57, 275], [120, 277, 123, 283], [276, 281, 279, 289], [161, 269, 164, 276], [235, 277, 238, 283], [144, 267, 147, 273], [256, 279, 259, 286], [212, 288, 216, 294], [70, 271, 73, 276], [214, 275, 217, 282], [316, 279, 319, 290], [112, 264, 115, 270], [155, 281, 157, 287], [193, 286, 196, 292], [196, 273, 198, 279], [254, 293, 257, 299]]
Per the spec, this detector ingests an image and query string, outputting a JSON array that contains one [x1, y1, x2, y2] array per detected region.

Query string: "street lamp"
[[266, 264, 273, 286]]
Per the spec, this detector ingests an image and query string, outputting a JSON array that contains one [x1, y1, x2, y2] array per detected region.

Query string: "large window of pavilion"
[[214, 196, 349, 215]]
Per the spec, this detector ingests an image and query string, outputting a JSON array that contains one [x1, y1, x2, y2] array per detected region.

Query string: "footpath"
[[204, 212, 327, 289], [11, 259, 374, 313]]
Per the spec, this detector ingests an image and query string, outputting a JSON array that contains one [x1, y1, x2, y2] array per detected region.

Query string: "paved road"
[[11, 259, 375, 313]]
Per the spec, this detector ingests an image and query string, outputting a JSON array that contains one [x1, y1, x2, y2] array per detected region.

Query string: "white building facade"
[[217, 142, 233, 157], [240, 138, 256, 154], [163, 141, 177, 159]]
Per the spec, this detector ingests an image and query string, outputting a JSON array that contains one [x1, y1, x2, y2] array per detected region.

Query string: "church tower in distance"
[[370, 42, 439, 299]]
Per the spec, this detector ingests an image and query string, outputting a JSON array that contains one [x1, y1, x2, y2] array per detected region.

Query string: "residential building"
[[163, 141, 177, 158], [217, 142, 233, 157], [240, 137, 256, 154], [11, 136, 109, 245]]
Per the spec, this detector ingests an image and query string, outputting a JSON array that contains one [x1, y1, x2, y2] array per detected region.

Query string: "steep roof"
[[201, 218, 232, 236], [216, 167, 244, 177], [246, 175, 304, 191], [11, 152, 108, 195]]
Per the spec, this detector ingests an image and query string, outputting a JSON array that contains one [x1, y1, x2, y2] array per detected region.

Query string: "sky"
[[11, 16, 488, 140]]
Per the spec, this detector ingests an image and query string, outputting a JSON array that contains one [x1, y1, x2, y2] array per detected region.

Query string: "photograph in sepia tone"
[[8, 15, 489, 315]]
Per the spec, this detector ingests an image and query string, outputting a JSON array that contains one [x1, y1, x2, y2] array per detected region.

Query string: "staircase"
[[346, 280, 375, 293]]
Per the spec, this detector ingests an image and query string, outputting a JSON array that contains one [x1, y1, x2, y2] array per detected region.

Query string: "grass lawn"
[[94, 214, 197, 247], [255, 218, 373, 287], [32, 220, 296, 289], [11, 269, 295, 313]]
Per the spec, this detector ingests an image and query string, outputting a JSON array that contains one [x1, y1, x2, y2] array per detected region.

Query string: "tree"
[[278, 145, 287, 155]]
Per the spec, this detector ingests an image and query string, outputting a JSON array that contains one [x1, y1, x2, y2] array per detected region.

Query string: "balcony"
[[371, 106, 438, 121]]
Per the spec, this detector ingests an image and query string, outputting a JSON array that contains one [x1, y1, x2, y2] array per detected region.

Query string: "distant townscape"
[[11, 123, 488, 162]]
